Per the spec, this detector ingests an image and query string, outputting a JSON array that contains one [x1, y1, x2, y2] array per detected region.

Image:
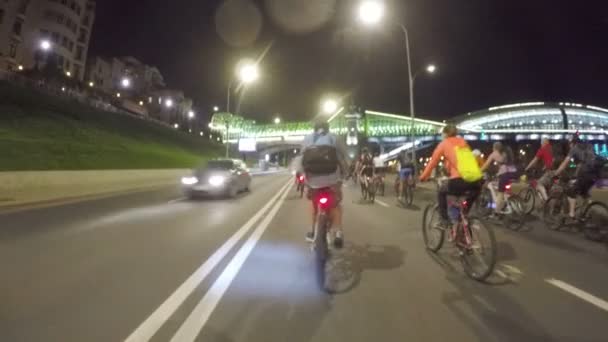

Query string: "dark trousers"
[[438, 178, 482, 220]]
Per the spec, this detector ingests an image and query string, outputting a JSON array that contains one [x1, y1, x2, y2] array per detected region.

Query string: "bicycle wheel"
[[379, 181, 385, 196], [543, 196, 567, 230], [368, 182, 376, 203], [475, 188, 493, 218], [422, 204, 445, 252], [405, 183, 414, 206], [582, 201, 608, 242], [314, 213, 329, 291], [503, 195, 526, 231], [460, 218, 497, 281], [518, 187, 536, 215]]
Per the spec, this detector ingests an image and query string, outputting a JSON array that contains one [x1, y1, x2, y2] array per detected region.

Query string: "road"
[[1, 172, 607, 342]]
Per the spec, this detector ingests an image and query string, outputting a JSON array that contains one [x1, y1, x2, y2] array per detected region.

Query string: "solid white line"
[[546, 278, 608, 312], [502, 264, 523, 275], [170, 182, 293, 342], [124, 180, 291, 342], [168, 197, 187, 204], [375, 199, 390, 207]]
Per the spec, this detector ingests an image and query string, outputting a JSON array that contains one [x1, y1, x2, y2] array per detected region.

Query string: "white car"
[[181, 159, 251, 199]]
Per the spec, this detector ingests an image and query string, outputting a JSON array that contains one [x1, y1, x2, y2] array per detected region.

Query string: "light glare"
[[359, 1, 384, 25]]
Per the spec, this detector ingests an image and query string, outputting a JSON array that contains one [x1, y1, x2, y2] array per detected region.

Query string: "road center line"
[[170, 182, 293, 342], [546, 278, 608, 312], [375, 199, 390, 207], [124, 179, 291, 342]]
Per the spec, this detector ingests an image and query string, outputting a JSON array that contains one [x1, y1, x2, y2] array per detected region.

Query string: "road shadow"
[[396, 202, 421, 211], [325, 242, 406, 294], [425, 249, 513, 287]]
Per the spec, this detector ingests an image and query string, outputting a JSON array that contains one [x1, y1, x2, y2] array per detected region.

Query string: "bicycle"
[[422, 179, 497, 281], [373, 172, 386, 197], [518, 171, 552, 215], [475, 177, 527, 230], [295, 174, 306, 198], [394, 174, 415, 206], [542, 177, 608, 242], [310, 188, 337, 291], [359, 168, 375, 203]]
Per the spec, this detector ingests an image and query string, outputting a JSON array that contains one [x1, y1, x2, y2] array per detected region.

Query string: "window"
[[74, 64, 81, 79], [9, 42, 17, 58], [78, 28, 87, 43], [65, 60, 70, 69], [75, 45, 83, 61], [61, 36, 68, 48], [82, 15, 90, 26], [51, 32, 60, 43], [18, 0, 29, 14], [12, 18, 23, 36], [58, 14, 64, 24], [68, 41, 74, 52]]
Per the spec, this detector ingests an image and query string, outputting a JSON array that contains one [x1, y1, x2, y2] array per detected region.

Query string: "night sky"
[[90, 0, 608, 124]]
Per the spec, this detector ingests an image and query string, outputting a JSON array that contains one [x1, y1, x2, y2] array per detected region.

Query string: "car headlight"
[[181, 176, 198, 185], [209, 175, 226, 187]]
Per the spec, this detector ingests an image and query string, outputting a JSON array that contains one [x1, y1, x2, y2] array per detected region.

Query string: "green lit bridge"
[[209, 102, 608, 159]]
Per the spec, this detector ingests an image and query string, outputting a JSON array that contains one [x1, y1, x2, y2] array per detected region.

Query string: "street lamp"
[[65, 71, 71, 77], [121, 77, 131, 88], [274, 117, 281, 124], [40, 40, 52, 51], [322, 99, 339, 114], [213, 106, 219, 112], [188, 110, 195, 119], [88, 81, 94, 87], [357, 0, 435, 161], [165, 98, 173, 108], [227, 61, 259, 114]]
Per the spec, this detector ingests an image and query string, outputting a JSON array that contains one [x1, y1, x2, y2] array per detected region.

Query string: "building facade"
[[0, 0, 96, 80], [86, 56, 166, 97]]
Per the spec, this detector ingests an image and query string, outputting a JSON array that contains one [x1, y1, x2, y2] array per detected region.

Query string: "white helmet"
[[472, 149, 482, 157]]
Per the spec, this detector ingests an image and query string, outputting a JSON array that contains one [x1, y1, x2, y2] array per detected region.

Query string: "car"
[[181, 159, 251, 199]]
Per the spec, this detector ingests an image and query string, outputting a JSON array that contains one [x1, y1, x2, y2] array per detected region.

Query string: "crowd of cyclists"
[[296, 119, 608, 255]]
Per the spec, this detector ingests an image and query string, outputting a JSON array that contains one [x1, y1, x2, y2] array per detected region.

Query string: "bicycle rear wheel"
[[368, 182, 376, 203], [422, 204, 445, 252], [518, 187, 536, 215], [543, 196, 567, 230], [475, 188, 493, 218], [503, 195, 526, 231], [405, 183, 414, 206], [460, 218, 497, 281], [582, 201, 608, 242], [314, 214, 329, 291]]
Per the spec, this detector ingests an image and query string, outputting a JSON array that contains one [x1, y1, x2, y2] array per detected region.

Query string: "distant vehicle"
[[181, 159, 251, 199]]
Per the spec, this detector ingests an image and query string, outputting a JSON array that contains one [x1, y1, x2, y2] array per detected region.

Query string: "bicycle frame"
[[486, 180, 516, 214]]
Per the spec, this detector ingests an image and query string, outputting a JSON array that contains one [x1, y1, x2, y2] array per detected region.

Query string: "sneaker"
[[334, 230, 344, 249], [305, 231, 315, 242]]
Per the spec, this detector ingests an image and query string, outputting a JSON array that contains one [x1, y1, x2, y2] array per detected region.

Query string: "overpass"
[[209, 102, 608, 159]]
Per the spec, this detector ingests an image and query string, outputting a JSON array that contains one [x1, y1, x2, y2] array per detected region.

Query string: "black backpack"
[[302, 135, 339, 175]]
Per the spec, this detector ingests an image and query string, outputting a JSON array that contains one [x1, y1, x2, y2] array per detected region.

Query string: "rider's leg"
[[438, 180, 450, 223], [538, 184, 548, 202], [306, 189, 317, 241]]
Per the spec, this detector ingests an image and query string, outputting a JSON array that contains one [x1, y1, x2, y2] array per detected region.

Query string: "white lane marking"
[[495, 270, 509, 279], [124, 180, 291, 342], [375, 199, 390, 207], [502, 264, 523, 275], [168, 197, 187, 204], [546, 278, 608, 312], [170, 182, 293, 341]]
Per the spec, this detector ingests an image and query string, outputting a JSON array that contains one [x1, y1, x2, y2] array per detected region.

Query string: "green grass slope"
[[0, 82, 221, 171]]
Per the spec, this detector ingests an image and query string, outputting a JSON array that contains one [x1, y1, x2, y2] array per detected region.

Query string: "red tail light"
[[505, 184, 512, 190], [319, 197, 328, 204], [299, 175, 305, 181]]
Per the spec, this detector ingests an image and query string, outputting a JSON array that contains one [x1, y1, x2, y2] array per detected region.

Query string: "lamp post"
[[224, 62, 260, 158], [358, 1, 436, 161]]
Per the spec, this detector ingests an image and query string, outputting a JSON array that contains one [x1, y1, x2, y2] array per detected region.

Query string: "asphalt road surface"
[[1, 172, 607, 342]]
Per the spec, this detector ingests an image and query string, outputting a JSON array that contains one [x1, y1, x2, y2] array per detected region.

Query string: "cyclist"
[[524, 138, 554, 202], [358, 148, 374, 195], [420, 125, 483, 226], [555, 133, 605, 222], [481, 142, 518, 217], [300, 120, 349, 248], [397, 150, 415, 203]]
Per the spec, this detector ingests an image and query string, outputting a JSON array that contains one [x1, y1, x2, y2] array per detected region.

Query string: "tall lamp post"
[[224, 62, 259, 158], [358, 1, 436, 161]]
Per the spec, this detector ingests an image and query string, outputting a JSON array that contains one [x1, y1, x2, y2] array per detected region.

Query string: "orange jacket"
[[420, 136, 472, 181]]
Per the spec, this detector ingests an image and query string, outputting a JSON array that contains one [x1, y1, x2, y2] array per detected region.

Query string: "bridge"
[[209, 102, 608, 159]]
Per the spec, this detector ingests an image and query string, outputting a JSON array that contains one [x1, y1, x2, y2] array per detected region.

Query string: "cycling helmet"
[[442, 124, 458, 137]]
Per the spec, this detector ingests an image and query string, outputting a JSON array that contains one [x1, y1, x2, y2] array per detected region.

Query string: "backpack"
[[302, 134, 339, 175], [454, 146, 483, 182]]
